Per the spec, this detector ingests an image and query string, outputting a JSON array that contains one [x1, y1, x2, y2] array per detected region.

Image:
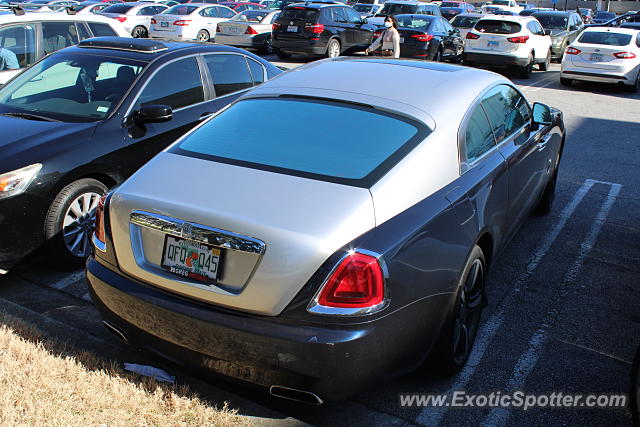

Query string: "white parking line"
[[50, 270, 85, 290], [520, 74, 558, 92], [480, 182, 621, 427], [415, 180, 595, 426]]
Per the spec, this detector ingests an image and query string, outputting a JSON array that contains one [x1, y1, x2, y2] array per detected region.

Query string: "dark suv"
[[272, 2, 375, 58]]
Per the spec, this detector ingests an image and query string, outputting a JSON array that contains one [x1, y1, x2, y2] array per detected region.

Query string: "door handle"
[[199, 112, 215, 120], [536, 134, 551, 151]]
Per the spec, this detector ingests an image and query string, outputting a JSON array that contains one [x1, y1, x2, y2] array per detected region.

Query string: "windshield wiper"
[[0, 112, 60, 122]]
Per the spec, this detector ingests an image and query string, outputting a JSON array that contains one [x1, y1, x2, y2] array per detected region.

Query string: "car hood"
[[549, 29, 568, 37], [0, 116, 95, 174]]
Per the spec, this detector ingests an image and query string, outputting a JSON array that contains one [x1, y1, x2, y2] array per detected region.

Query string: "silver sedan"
[[88, 58, 565, 402]]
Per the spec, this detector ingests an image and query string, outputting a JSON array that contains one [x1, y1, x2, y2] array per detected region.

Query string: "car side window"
[[236, 5, 247, 12], [204, 54, 253, 97], [481, 85, 531, 143], [536, 21, 544, 34], [345, 7, 362, 23], [201, 7, 217, 17], [135, 57, 204, 111], [443, 19, 454, 32], [246, 57, 265, 84], [218, 7, 236, 18], [464, 104, 496, 163], [77, 22, 91, 40], [0, 24, 36, 70], [332, 7, 348, 23], [42, 22, 80, 55], [526, 21, 536, 34], [88, 22, 118, 36]]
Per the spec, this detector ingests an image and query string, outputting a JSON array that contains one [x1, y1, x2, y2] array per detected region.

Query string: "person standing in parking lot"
[[365, 15, 400, 58]]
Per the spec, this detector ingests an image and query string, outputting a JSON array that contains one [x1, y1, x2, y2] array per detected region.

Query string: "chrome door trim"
[[130, 210, 266, 255]]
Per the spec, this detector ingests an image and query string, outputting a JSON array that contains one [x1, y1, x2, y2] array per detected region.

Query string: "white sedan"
[[215, 10, 278, 53], [100, 2, 169, 38], [560, 27, 640, 92], [149, 3, 236, 42]]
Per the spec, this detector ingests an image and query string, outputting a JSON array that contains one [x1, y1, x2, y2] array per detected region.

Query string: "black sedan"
[[0, 37, 280, 272], [373, 14, 463, 61]]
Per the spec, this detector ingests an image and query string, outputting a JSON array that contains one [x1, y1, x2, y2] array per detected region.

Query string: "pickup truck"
[[481, 0, 523, 14]]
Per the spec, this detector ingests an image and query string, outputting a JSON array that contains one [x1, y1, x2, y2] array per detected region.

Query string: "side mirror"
[[531, 102, 553, 129], [133, 104, 172, 124], [543, 29, 551, 36]]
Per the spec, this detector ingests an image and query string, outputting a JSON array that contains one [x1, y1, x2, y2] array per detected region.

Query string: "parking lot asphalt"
[[1, 59, 639, 426]]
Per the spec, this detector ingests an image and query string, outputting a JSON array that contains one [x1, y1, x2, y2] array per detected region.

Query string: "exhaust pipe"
[[269, 385, 323, 405], [102, 320, 128, 344]]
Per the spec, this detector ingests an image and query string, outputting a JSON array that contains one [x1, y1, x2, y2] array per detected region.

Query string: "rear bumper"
[[399, 43, 436, 60], [215, 33, 268, 49], [463, 51, 529, 67], [561, 63, 638, 85], [0, 193, 48, 271], [272, 37, 327, 56], [86, 258, 450, 400]]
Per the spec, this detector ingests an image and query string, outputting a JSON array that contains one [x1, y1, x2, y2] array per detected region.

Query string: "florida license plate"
[[589, 53, 602, 61], [487, 40, 499, 48], [161, 21, 169, 27], [161, 235, 221, 283], [287, 25, 298, 32]]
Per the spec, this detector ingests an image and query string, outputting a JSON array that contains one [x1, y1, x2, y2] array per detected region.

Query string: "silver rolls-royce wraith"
[[87, 57, 565, 403]]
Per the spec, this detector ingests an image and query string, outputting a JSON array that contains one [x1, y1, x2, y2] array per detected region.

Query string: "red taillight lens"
[[613, 51, 636, 59], [93, 194, 108, 247], [507, 35, 529, 43], [466, 32, 480, 39], [173, 20, 191, 26], [316, 252, 385, 308], [304, 23, 324, 34], [411, 33, 434, 42], [150, 18, 157, 24], [565, 46, 581, 55], [216, 24, 222, 32], [373, 30, 383, 38], [114, 16, 127, 22], [272, 22, 281, 31], [245, 26, 258, 34]]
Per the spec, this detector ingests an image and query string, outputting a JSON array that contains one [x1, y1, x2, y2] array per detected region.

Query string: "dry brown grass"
[[0, 311, 250, 426]]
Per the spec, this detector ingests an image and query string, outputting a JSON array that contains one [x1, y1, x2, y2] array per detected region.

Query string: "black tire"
[[539, 50, 551, 71], [627, 71, 640, 93], [196, 29, 210, 42], [518, 52, 534, 78], [262, 37, 274, 55], [131, 25, 148, 38], [560, 77, 572, 87], [534, 151, 560, 215], [430, 245, 486, 376], [44, 178, 108, 266], [433, 47, 443, 62], [276, 49, 291, 59], [326, 38, 341, 58]]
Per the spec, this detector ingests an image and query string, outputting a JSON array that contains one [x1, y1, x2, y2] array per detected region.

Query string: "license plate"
[[161, 21, 169, 27], [287, 25, 298, 32], [226, 26, 241, 34], [161, 235, 222, 283], [487, 40, 499, 48], [589, 53, 602, 61], [399, 37, 404, 43]]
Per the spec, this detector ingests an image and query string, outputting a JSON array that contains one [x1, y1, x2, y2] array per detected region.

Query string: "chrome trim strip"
[[269, 386, 324, 405], [306, 249, 389, 316], [129, 210, 266, 255], [92, 232, 107, 252]]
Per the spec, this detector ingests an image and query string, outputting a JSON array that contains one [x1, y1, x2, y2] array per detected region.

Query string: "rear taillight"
[[173, 20, 191, 26], [466, 32, 480, 39], [272, 22, 281, 31], [114, 16, 127, 22], [411, 33, 434, 42], [93, 194, 108, 250], [565, 46, 581, 55], [507, 35, 529, 43], [245, 26, 258, 34], [613, 51, 636, 59], [315, 252, 385, 309], [304, 23, 324, 34], [150, 18, 156, 24], [373, 30, 383, 38], [216, 24, 221, 32]]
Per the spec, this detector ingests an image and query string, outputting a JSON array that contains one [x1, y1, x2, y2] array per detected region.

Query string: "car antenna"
[[11, 5, 25, 15]]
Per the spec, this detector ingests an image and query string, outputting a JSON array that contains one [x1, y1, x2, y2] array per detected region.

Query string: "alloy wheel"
[[327, 40, 340, 58], [62, 192, 101, 258], [197, 30, 210, 42], [132, 26, 147, 38], [452, 258, 484, 365]]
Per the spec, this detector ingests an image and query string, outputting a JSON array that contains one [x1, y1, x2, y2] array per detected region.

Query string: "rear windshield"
[[353, 4, 373, 12], [171, 98, 429, 187], [280, 8, 319, 20], [396, 15, 434, 30], [440, 1, 461, 7], [492, 0, 511, 5], [451, 15, 479, 27], [594, 11, 615, 19], [103, 4, 133, 13], [475, 19, 521, 34], [578, 31, 632, 46], [377, 3, 417, 16], [534, 14, 568, 29], [233, 10, 271, 21], [165, 5, 198, 14]]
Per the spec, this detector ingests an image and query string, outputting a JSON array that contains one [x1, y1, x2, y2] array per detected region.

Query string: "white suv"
[[463, 15, 552, 78], [0, 10, 129, 84]]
